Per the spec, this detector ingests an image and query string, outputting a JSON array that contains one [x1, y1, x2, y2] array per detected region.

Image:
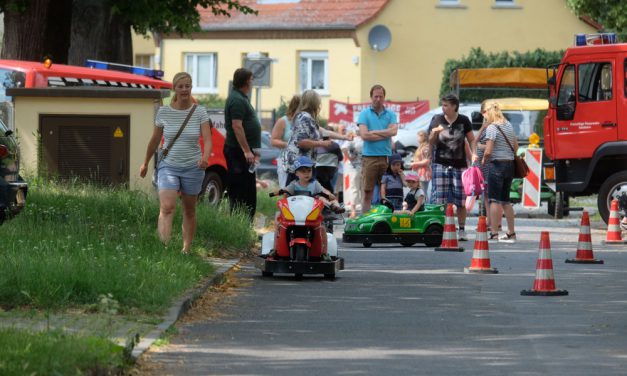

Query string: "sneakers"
[[499, 232, 517, 244], [458, 228, 468, 241]]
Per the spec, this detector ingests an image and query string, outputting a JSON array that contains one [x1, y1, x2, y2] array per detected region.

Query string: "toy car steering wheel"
[[380, 198, 395, 211]]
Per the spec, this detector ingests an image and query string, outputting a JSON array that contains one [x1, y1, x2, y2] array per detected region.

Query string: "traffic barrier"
[[521, 231, 568, 296], [464, 216, 497, 274], [435, 203, 464, 252], [602, 199, 627, 245], [566, 211, 604, 264]]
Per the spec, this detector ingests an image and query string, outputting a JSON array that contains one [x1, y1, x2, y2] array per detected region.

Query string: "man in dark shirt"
[[224, 68, 261, 221]]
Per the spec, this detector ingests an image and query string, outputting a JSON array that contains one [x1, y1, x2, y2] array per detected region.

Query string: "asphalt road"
[[141, 216, 627, 376]]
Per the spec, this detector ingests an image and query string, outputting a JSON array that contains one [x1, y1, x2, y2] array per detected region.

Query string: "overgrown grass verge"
[[0, 328, 127, 375], [0, 177, 256, 314]]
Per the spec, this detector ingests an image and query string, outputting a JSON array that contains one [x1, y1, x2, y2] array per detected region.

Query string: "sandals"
[[488, 233, 499, 242], [499, 232, 517, 244]]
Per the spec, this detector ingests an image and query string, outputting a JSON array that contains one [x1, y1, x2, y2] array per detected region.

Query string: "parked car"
[[258, 131, 280, 180], [0, 119, 27, 223]]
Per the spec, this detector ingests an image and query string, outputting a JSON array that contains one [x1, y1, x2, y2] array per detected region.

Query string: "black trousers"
[[224, 145, 256, 222]]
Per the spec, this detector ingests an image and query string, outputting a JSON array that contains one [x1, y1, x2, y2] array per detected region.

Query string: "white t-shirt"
[[156, 105, 210, 168]]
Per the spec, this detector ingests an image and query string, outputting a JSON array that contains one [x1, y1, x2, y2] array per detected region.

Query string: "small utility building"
[[8, 87, 167, 192]]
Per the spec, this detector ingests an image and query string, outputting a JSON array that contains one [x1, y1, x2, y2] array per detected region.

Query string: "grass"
[[0, 177, 256, 314], [0, 328, 127, 375]]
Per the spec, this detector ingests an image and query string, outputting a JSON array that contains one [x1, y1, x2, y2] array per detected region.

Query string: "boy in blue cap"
[[278, 155, 344, 213]]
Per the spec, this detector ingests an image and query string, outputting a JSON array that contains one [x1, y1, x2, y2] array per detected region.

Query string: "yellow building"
[[137, 0, 598, 117]]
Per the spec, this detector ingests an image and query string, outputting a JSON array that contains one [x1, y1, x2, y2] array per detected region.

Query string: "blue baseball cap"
[[293, 155, 315, 170], [388, 153, 402, 165]]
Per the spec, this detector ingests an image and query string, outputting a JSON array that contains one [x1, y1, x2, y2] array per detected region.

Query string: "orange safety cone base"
[[521, 289, 568, 296], [601, 239, 627, 245], [565, 258, 604, 264], [464, 267, 498, 274], [435, 246, 464, 252]]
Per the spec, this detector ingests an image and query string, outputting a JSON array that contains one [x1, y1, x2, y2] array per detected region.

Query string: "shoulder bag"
[[496, 125, 529, 179], [153, 105, 197, 185], [156, 104, 197, 165]]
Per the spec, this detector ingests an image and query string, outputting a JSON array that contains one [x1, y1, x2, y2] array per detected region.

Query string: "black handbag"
[[496, 125, 529, 178]]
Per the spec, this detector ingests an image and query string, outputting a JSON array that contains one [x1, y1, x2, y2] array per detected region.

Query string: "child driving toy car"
[[395, 170, 425, 215], [276, 156, 345, 214]]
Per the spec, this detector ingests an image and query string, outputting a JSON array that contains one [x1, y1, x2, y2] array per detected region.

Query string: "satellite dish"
[[368, 25, 392, 52]]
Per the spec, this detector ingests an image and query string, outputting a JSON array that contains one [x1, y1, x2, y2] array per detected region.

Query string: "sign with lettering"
[[329, 99, 429, 128]]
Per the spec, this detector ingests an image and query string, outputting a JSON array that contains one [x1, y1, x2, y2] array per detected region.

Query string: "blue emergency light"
[[575, 33, 617, 46], [84, 59, 164, 79]]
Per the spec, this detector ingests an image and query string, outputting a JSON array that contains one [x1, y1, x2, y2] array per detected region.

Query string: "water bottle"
[[248, 161, 259, 173]]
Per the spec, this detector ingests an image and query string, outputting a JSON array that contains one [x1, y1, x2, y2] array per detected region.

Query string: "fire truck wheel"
[[199, 171, 224, 207], [598, 171, 627, 225]]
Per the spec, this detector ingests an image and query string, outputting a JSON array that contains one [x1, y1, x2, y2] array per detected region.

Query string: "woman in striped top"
[[481, 101, 518, 243], [140, 72, 212, 254]]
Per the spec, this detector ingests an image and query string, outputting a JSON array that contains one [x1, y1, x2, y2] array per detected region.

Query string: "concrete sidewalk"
[[0, 257, 240, 360]]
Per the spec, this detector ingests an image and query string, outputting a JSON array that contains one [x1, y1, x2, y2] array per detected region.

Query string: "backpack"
[[462, 166, 485, 197]]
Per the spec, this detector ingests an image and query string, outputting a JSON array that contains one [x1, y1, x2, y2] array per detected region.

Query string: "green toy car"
[[342, 204, 445, 248]]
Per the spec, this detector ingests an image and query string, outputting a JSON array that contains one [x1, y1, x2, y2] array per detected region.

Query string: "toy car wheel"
[[363, 241, 372, 248], [372, 221, 391, 234], [424, 224, 444, 247], [400, 242, 415, 247]]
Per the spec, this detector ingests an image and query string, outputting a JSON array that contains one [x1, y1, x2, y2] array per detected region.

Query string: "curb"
[[128, 257, 240, 361]]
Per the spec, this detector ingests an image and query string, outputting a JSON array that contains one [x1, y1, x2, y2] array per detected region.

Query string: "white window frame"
[[134, 54, 155, 69], [184, 53, 218, 94], [493, 0, 521, 8], [299, 51, 329, 95]]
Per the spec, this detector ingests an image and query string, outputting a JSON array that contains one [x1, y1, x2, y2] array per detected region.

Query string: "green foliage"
[[440, 47, 565, 102], [120, 0, 259, 36], [256, 188, 280, 219], [567, 0, 627, 39], [0, 328, 126, 376], [0, 178, 255, 313], [196, 94, 227, 109]]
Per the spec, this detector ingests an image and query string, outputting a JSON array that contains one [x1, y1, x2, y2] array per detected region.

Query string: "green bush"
[[440, 47, 565, 102], [196, 94, 227, 109]]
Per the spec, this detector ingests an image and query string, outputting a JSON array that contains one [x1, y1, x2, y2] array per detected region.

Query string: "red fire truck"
[[0, 59, 228, 206], [544, 33, 626, 223]]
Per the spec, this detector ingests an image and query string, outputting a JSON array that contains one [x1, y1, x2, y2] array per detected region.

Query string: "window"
[[578, 62, 612, 102], [134, 54, 154, 69], [299, 51, 328, 94], [557, 65, 575, 107], [185, 53, 218, 94]]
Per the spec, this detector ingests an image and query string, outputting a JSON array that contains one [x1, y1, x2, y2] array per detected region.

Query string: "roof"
[[450, 68, 550, 89], [198, 0, 389, 31], [486, 97, 549, 111]]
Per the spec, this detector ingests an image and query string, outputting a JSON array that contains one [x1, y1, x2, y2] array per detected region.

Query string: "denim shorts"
[[487, 160, 514, 204], [157, 161, 204, 195]]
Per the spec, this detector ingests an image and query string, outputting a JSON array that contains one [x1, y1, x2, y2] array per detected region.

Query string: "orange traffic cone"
[[464, 216, 497, 274], [566, 211, 604, 264], [602, 200, 627, 245], [521, 231, 568, 296], [435, 203, 464, 252]]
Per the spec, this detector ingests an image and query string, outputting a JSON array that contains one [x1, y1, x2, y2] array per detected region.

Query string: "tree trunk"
[[1, 0, 72, 62], [68, 0, 132, 66]]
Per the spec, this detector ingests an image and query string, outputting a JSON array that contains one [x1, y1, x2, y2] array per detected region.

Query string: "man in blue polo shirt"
[[358, 84, 398, 213]]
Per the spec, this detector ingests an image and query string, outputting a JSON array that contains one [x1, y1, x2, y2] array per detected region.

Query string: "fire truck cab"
[[544, 33, 627, 223]]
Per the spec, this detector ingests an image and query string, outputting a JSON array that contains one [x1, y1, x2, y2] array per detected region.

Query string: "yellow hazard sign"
[[113, 127, 124, 138]]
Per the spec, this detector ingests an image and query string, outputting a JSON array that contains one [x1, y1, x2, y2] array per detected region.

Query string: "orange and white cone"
[[566, 211, 604, 264], [521, 231, 568, 296], [602, 199, 627, 245], [464, 216, 497, 274], [435, 203, 464, 252]]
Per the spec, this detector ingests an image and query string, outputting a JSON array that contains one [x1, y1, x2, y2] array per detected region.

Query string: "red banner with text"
[[328, 100, 430, 128]]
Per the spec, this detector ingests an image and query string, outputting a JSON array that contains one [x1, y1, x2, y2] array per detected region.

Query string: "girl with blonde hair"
[[271, 95, 301, 187], [411, 130, 431, 202]]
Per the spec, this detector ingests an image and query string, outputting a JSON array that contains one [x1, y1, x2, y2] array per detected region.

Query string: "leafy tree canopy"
[[566, 0, 627, 39]]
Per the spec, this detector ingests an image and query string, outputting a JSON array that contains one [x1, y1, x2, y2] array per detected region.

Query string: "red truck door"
[[552, 59, 618, 159]]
